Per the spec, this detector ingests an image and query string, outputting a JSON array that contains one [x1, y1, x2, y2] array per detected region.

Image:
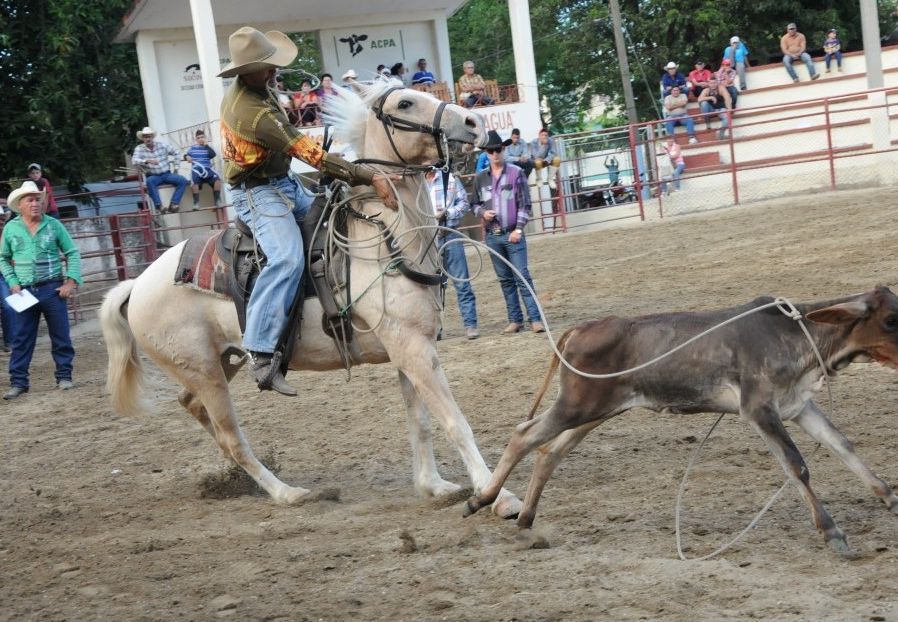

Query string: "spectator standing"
[[504, 128, 533, 178], [687, 61, 712, 100], [293, 79, 321, 127], [723, 36, 750, 91], [458, 60, 495, 107], [662, 86, 698, 144], [0, 181, 82, 399], [341, 69, 358, 88], [25, 163, 59, 218], [781, 22, 820, 83], [184, 129, 223, 208], [132, 126, 189, 213], [390, 62, 408, 86], [661, 61, 688, 97], [697, 77, 733, 139], [471, 130, 544, 334], [823, 29, 843, 73], [316, 73, 341, 102], [604, 154, 620, 187], [411, 58, 436, 89], [715, 59, 739, 107], [656, 150, 674, 197], [475, 150, 490, 173], [662, 137, 686, 192], [424, 170, 479, 339]]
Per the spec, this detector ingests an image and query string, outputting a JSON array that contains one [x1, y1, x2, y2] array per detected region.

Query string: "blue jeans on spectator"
[[485, 231, 541, 325], [700, 103, 730, 130], [824, 51, 843, 70], [664, 114, 696, 139], [0, 274, 13, 349], [230, 174, 312, 354], [437, 231, 478, 329], [8, 279, 74, 389], [145, 172, 189, 209], [783, 53, 817, 81]]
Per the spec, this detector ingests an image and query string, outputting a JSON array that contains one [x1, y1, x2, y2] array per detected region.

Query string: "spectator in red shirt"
[[687, 61, 712, 100], [26, 163, 59, 218]]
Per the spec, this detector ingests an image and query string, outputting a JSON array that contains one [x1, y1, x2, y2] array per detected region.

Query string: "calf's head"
[[805, 286, 898, 370]]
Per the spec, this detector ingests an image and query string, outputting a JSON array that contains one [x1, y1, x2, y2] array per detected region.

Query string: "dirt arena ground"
[[5, 186, 898, 621]]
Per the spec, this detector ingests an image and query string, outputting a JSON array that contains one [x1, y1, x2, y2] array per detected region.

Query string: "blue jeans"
[[783, 53, 817, 80], [664, 114, 695, 138], [735, 60, 748, 89], [0, 274, 13, 348], [8, 279, 74, 388], [485, 231, 541, 325], [145, 172, 189, 208], [230, 175, 312, 354], [700, 102, 730, 129], [824, 51, 843, 70], [437, 231, 478, 328]]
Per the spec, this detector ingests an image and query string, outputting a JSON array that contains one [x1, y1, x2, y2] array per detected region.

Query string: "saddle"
[[175, 187, 356, 373]]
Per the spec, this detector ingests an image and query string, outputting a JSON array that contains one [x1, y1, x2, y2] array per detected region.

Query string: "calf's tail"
[[99, 280, 148, 416], [527, 326, 577, 420]]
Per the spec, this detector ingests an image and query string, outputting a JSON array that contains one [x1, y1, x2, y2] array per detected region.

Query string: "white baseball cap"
[[341, 69, 357, 80], [730, 36, 740, 44], [664, 61, 677, 70]]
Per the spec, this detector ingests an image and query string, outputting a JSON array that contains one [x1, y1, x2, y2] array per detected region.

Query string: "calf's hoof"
[[281, 486, 340, 506], [825, 531, 850, 555], [513, 528, 550, 551], [462, 496, 483, 518]]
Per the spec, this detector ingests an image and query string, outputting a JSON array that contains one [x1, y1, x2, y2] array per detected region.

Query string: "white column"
[[433, 16, 455, 100], [189, 0, 224, 144], [508, 0, 539, 109], [135, 32, 167, 132], [859, 0, 889, 154]]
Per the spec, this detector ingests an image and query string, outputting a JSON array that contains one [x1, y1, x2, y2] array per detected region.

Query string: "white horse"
[[100, 80, 521, 517]]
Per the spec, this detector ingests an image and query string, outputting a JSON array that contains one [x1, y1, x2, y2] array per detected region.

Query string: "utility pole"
[[859, 0, 883, 88], [609, 0, 638, 125]]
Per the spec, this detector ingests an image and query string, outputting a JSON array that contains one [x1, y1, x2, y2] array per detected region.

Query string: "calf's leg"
[[742, 397, 848, 553], [793, 401, 898, 513]]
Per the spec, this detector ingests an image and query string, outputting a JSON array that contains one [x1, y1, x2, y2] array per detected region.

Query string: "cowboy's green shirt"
[[0, 215, 83, 287]]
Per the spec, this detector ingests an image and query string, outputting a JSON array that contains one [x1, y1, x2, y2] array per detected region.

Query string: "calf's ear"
[[806, 301, 868, 325]]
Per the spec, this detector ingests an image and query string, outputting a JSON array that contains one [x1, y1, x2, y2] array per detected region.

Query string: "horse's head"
[[323, 78, 487, 166]]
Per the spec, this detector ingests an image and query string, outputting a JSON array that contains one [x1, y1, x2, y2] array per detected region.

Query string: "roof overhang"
[[114, 0, 470, 43]]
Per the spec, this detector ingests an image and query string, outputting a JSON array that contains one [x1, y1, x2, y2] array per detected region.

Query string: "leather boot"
[[250, 352, 297, 396]]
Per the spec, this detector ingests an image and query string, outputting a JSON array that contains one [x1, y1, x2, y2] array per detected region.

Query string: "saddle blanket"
[[174, 231, 232, 299]]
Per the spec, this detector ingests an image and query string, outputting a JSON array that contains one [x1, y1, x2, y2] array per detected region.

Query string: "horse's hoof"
[[428, 487, 472, 510], [417, 479, 463, 498], [282, 486, 340, 505], [826, 534, 850, 555], [512, 528, 550, 551], [887, 498, 898, 515], [491, 489, 523, 519]]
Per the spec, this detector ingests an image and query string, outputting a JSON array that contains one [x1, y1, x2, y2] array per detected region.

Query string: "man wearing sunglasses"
[[471, 130, 544, 334], [780, 22, 819, 83]]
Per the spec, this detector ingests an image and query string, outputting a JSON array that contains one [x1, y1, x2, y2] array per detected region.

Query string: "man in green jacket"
[[0, 181, 82, 399]]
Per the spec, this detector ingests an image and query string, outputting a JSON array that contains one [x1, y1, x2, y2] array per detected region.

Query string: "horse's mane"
[[322, 77, 404, 155]]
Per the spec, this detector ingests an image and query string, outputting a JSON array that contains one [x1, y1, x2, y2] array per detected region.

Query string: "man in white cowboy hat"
[[218, 26, 397, 395], [340, 68, 357, 88], [0, 181, 82, 399], [132, 126, 190, 213]]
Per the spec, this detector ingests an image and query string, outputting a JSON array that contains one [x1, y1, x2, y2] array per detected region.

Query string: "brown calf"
[[465, 287, 898, 553]]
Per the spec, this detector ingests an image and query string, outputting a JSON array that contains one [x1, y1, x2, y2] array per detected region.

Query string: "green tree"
[[0, 0, 147, 188]]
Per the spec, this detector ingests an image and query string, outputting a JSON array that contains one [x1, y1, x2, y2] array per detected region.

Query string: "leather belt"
[[241, 175, 288, 190], [26, 278, 62, 288]]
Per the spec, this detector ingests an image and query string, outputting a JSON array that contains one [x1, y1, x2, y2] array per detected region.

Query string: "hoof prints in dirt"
[[198, 450, 281, 499]]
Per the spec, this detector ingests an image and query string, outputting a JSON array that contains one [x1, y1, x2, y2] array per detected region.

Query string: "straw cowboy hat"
[[7, 181, 45, 213], [217, 27, 297, 78], [136, 126, 155, 140]]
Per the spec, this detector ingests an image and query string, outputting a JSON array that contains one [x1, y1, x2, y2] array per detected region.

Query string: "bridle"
[[365, 86, 452, 171]]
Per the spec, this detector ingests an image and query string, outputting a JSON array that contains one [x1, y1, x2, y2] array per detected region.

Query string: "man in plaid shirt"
[[132, 126, 189, 213]]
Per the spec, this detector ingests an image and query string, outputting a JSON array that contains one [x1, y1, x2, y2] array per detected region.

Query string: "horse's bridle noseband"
[[369, 86, 451, 170]]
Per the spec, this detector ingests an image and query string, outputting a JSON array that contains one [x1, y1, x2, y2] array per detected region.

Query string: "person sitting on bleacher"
[[662, 86, 698, 144], [697, 77, 733, 140], [504, 128, 533, 179], [687, 61, 712, 100], [823, 29, 843, 73], [723, 36, 750, 91], [715, 59, 739, 107], [781, 22, 820, 83], [661, 61, 688, 97], [132, 126, 189, 214], [530, 128, 561, 188], [412, 58, 436, 90], [458, 60, 495, 107]]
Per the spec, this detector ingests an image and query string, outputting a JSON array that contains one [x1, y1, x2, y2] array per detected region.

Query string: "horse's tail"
[[527, 326, 577, 420], [99, 280, 147, 416]]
